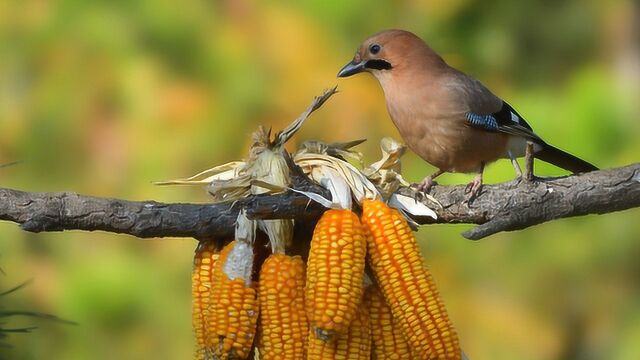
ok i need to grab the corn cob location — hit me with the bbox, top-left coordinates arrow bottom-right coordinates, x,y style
307,296 -> 371,360
257,253 -> 308,359
362,199 -> 461,360
207,240 -> 259,359
366,283 -> 414,360
192,242 -> 220,359
305,209 -> 367,339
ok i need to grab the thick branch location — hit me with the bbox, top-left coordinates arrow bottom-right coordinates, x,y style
405,163 -> 640,239
1,164 -> 638,240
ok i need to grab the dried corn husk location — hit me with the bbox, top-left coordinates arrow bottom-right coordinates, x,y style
363,137 -> 410,197
297,139 -> 366,167
294,149 -> 380,208
362,137 -> 440,224
155,87 -> 337,197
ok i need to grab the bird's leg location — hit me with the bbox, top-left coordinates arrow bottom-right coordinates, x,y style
465,163 -> 484,199
508,150 -> 522,178
414,169 -> 444,193
524,141 -> 535,181
465,173 -> 483,196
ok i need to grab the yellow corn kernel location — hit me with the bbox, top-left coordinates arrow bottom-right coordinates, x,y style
305,209 -> 367,339
362,199 -> 461,360
366,283 -> 413,360
307,296 -> 371,360
257,253 -> 308,359
192,242 -> 220,360
207,241 -> 259,359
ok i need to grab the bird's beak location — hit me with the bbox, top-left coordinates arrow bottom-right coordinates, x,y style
337,59 -> 365,77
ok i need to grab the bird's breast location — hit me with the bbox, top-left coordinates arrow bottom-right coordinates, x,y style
385,95 -> 507,173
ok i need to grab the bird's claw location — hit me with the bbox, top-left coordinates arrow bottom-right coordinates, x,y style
409,178 -> 443,209
410,177 -> 432,202
409,187 -> 424,203
464,177 -> 483,200
414,176 -> 436,193
408,188 -> 442,208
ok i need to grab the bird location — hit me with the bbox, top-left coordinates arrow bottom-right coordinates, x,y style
337,29 -> 597,197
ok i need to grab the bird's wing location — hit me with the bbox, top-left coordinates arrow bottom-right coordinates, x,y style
464,101 -> 543,143
449,70 -> 544,143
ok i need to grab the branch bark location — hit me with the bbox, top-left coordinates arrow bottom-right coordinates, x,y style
1,163 -> 638,240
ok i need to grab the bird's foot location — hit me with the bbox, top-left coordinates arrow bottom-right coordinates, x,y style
516,173 -> 539,185
411,177 -> 436,203
410,170 -> 445,204
414,176 -> 436,193
464,174 -> 483,201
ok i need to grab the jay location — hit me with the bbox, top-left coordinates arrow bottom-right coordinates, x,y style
338,29 -> 597,197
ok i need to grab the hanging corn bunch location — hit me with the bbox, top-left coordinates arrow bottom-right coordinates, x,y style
307,292 -> 371,360
244,91 -> 345,359
162,87 -> 469,359
257,253 -> 308,359
305,208 -> 367,339
293,142 -> 378,341
167,89 -> 339,358
192,241 -> 221,359
361,199 -> 461,359
365,282 -> 414,360
205,212 -> 259,360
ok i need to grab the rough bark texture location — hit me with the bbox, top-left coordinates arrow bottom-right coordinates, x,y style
403,163 -> 640,239
1,163 -> 638,240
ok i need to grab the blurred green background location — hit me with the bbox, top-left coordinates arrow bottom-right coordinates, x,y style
1,0 -> 639,359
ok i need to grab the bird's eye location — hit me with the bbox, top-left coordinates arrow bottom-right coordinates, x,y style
369,44 -> 381,55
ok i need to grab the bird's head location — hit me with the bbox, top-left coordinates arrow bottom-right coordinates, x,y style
337,29 -> 443,80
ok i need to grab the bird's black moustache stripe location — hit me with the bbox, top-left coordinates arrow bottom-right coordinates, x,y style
365,59 -> 392,70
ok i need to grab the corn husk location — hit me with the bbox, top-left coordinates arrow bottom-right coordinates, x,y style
363,137 -> 440,224
297,139 -> 365,167
364,137 -> 406,175
363,137 -> 410,197
223,211 -> 256,286
293,149 -> 380,209
273,86 -> 337,148
388,193 -> 437,221
154,160 -> 252,202
246,126 -> 291,254
155,87 -> 337,196
246,88 -> 338,253
154,161 -> 247,186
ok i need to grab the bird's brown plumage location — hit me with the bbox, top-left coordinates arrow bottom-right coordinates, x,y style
347,29 -> 508,173
338,29 -> 597,194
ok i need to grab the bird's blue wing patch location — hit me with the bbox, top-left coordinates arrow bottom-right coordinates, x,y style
466,102 -> 541,141
465,112 -> 499,131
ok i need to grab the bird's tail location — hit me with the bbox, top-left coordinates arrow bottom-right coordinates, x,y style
535,143 -> 598,173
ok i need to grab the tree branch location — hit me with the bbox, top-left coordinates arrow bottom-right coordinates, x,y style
1,163 -> 638,240
404,163 -> 640,239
